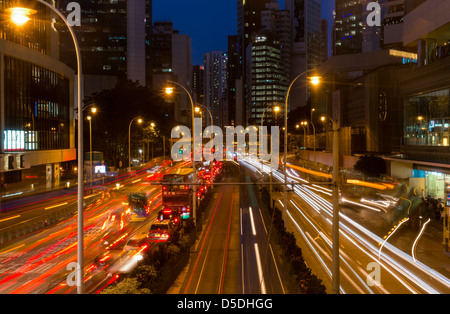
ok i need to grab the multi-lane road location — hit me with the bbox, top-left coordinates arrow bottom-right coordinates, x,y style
1,156 -> 450,294
0,160 -> 183,294
242,156 -> 450,294
176,161 -> 286,294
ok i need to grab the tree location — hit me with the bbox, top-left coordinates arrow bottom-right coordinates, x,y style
354,154 -> 387,179
101,278 -> 151,294
85,80 -> 176,167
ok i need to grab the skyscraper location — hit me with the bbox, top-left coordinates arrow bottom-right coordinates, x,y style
237,0 -> 271,124
248,30 -> 288,125
227,35 -> 243,126
285,0 -> 322,110
150,22 -> 192,124
204,51 -> 228,128
58,0 -> 152,95
333,0 -> 385,56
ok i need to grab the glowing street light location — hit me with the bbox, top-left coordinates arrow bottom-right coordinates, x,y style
129,118 -> 143,169
309,76 -> 321,86
165,87 -> 174,95
7,7 -> 37,26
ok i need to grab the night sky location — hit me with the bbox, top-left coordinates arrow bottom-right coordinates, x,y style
152,0 -> 335,65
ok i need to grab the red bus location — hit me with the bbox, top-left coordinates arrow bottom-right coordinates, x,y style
162,168 -> 194,220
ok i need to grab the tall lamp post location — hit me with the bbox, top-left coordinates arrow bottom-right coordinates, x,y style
165,81 -> 197,224
296,123 -> 307,149
86,116 -> 93,187
85,107 -> 97,188
128,118 -> 143,170
321,115 -> 340,294
283,72 -> 320,224
303,119 -> 316,162
195,105 -> 214,176
8,2 -> 85,294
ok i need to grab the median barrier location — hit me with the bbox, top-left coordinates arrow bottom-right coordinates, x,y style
0,192 -> 103,248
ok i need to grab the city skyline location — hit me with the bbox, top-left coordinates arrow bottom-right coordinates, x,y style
152,0 -> 335,65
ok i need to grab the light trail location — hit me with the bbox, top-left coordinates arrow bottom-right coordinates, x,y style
242,156 -> 450,294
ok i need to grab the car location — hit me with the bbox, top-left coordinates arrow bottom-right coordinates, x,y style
147,221 -> 173,242
124,235 -> 148,252
157,208 -> 182,230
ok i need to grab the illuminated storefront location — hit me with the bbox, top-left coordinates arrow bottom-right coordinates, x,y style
425,171 -> 450,200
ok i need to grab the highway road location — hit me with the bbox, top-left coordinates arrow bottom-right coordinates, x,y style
177,161 -> 286,294
0,160 -> 188,294
241,156 -> 450,294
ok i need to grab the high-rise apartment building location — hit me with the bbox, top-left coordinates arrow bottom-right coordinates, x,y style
227,35 -> 243,126
204,51 -> 228,128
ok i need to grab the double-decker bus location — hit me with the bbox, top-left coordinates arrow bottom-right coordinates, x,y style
162,168 -> 193,220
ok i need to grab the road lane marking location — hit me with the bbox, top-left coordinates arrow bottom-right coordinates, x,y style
0,215 -> 21,223
44,202 -> 68,210
249,207 -> 257,236
254,243 -> 267,294
0,244 -> 25,255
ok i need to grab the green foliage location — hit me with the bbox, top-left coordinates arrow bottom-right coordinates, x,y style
85,79 -> 176,167
261,187 -> 327,294
354,154 -> 387,178
100,278 -> 151,295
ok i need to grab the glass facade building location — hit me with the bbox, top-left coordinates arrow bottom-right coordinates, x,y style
404,88 -> 450,147
250,32 -> 288,124
3,57 -> 70,152
0,1 -> 75,189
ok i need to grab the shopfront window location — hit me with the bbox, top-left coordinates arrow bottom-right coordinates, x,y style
426,171 -> 450,200
404,89 -> 450,147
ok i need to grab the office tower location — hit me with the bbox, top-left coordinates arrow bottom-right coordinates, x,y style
238,0 -> 272,51
151,22 -> 192,124
172,32 -> 192,123
127,0 -> 147,86
237,0 -> 271,124
204,51 -> 228,128
0,1 -> 76,189
248,31 -> 288,125
321,19 -> 329,61
261,1 -> 292,88
58,0 -> 152,94
333,0 -> 385,56
285,0 -> 322,110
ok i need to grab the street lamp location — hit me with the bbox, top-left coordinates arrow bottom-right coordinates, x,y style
297,123 -> 307,149
283,71 -> 319,242
8,1 -> 85,294
165,81 -> 198,224
7,7 -> 37,26
303,119 -> 316,162
321,115 -> 340,294
86,116 -> 94,188
129,118 -> 143,169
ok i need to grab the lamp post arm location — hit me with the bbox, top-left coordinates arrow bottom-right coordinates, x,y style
167,80 -> 197,224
